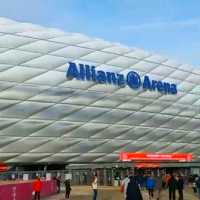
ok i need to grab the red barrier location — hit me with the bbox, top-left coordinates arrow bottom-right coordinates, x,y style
0,180 -> 57,200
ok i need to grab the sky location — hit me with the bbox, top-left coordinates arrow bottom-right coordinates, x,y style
1,0 -> 200,66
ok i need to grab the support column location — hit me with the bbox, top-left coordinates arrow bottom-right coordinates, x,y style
103,168 -> 107,186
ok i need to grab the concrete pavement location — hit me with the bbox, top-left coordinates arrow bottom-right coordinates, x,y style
43,186 -> 198,200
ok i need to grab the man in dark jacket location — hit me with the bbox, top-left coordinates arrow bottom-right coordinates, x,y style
126,176 -> 143,200
168,174 -> 177,200
177,175 -> 184,200
195,176 -> 200,200
64,179 -> 71,200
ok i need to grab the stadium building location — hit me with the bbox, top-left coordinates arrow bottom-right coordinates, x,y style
0,18 -> 199,169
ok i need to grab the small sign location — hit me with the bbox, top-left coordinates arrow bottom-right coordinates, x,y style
46,173 -> 51,181
65,173 -> 72,180
23,174 -> 29,181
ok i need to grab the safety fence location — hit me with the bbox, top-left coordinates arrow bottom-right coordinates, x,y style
0,179 -> 57,200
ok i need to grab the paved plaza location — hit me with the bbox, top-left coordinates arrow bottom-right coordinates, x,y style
43,186 -> 198,200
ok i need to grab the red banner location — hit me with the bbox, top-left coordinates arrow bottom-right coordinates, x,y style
135,163 -> 160,168
0,163 -> 9,172
120,152 -> 193,162
0,180 -> 57,200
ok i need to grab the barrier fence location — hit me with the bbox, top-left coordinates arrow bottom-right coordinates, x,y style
0,168 -> 129,187
0,180 -> 57,200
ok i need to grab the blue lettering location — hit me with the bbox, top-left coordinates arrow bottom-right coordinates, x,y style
117,74 -> 126,87
79,64 -> 85,80
151,80 -> 157,90
143,76 -> 152,90
163,82 -> 171,94
170,84 -> 177,94
106,72 -> 117,85
97,71 -> 106,83
91,66 -> 96,81
66,62 -> 80,80
66,62 -> 178,95
85,65 -> 92,81
157,81 -> 164,93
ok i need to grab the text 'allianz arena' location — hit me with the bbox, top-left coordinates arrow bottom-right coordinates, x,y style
0,18 -> 199,164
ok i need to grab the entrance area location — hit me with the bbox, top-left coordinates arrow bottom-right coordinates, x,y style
43,185 -> 198,200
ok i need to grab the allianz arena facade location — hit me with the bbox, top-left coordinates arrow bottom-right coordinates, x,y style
0,18 -> 199,164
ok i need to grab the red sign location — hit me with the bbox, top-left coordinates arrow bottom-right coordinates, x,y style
0,163 -> 9,172
120,152 -> 193,162
135,163 -> 160,168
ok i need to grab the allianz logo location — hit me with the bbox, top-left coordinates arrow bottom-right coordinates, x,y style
66,62 -> 177,95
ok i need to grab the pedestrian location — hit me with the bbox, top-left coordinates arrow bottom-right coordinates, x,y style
121,175 -> 130,200
155,174 -> 162,200
56,176 -> 61,193
64,179 -> 72,200
177,175 -> 184,200
146,174 -> 156,200
92,174 -> 98,200
192,180 -> 197,193
33,176 -> 42,200
165,174 -> 171,188
196,176 -> 200,200
126,175 -> 143,200
168,174 -> 177,200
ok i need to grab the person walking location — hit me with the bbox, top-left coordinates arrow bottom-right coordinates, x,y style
33,176 -> 42,200
92,174 -> 98,200
146,175 -> 156,200
196,176 -> 200,200
56,176 -> 61,193
177,175 -> 184,200
126,175 -> 143,200
64,179 -> 71,200
168,174 -> 177,200
121,175 -> 130,200
155,174 -> 162,200
192,179 -> 197,194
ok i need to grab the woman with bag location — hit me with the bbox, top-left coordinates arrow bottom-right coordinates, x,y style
92,174 -> 98,200
121,175 -> 130,200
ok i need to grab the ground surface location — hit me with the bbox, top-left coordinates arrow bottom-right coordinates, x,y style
43,186 -> 198,200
